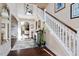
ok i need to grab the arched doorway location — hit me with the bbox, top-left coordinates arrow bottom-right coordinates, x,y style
21,22 -> 29,40
11,15 -> 18,48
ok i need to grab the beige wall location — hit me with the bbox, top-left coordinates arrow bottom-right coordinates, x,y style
46,3 -> 79,30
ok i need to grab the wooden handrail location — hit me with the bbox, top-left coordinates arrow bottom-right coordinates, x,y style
38,7 -> 44,11
46,11 -> 77,33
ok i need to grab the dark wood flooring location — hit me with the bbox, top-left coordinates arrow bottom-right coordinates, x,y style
8,47 -> 55,56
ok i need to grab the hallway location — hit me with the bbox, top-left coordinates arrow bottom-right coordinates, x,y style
0,3 -> 79,56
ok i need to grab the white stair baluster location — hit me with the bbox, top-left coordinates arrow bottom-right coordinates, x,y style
65,28 -> 68,47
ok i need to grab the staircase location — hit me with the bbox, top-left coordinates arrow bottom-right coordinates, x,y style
33,5 -> 79,56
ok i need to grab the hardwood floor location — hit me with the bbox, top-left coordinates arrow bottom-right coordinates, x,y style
10,37 -> 56,56
8,47 -> 55,56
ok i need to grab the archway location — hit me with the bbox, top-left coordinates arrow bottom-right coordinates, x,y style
11,15 -> 18,48
21,21 -> 29,40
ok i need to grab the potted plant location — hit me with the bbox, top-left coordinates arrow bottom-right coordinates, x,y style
38,28 -> 46,47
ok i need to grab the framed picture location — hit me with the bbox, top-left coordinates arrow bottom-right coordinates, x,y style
1,23 -> 5,28
55,3 -> 65,13
70,3 -> 79,19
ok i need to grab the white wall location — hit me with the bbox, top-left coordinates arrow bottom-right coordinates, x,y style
7,4 -> 17,16
0,17 -> 11,56
0,18 -> 1,45
0,40 -> 11,56
17,3 -> 25,16
0,3 -> 11,56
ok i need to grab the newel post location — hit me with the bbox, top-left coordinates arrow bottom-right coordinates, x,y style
44,9 -> 46,22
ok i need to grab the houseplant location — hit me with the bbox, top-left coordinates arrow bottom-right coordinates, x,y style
38,28 -> 46,47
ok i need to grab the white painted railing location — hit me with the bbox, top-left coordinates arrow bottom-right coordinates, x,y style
45,12 -> 77,56
34,6 -> 79,56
